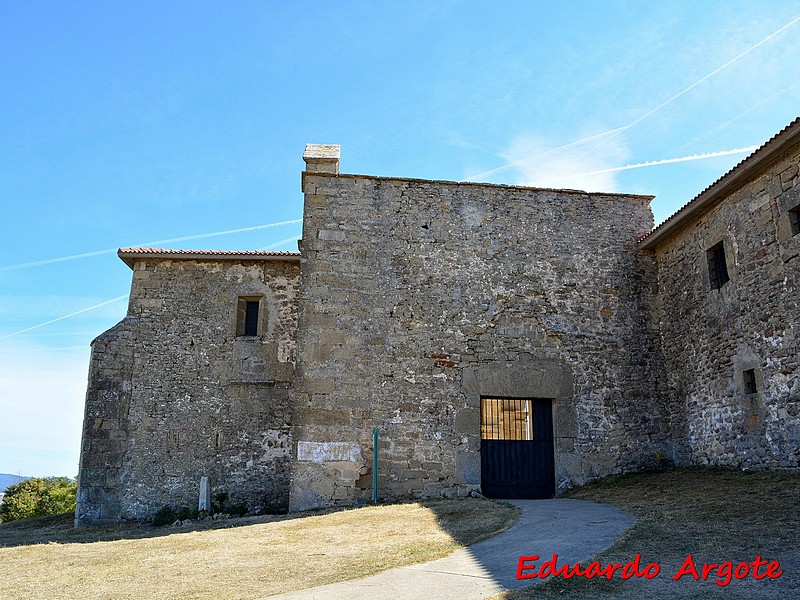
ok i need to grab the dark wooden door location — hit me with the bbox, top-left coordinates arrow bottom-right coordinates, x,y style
480,397 -> 554,499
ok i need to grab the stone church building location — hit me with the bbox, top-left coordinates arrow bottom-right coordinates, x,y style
75,118 -> 800,525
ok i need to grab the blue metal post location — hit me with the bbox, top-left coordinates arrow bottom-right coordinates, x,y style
372,427 -> 379,504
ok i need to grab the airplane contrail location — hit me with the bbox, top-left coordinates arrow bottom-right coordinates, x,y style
1,295 -> 129,339
0,218 -> 303,271
575,146 -> 759,177
1,223 -> 305,338
461,15 -> 800,182
256,234 -> 302,251
619,16 -> 800,133
1,230 -> 305,339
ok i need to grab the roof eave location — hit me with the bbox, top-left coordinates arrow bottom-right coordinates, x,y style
117,249 -> 302,269
640,118 -> 800,250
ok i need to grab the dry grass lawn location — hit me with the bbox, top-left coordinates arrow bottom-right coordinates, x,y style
0,497 -> 518,599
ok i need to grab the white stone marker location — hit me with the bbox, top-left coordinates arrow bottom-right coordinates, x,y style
199,476 -> 210,512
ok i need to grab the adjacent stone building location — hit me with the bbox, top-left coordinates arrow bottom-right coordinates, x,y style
641,119 -> 800,470
77,252 -> 300,522
75,118 -> 800,525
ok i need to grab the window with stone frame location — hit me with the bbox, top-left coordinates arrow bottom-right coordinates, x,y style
706,241 -> 730,290
790,206 -> 800,237
236,297 -> 261,336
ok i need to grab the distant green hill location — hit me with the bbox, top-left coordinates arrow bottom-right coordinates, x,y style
0,474 -> 29,492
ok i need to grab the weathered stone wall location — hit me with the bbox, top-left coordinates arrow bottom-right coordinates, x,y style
653,148 -> 800,468
289,172 -> 668,510
76,258 -> 299,523
77,132 -> 800,524
75,318 -> 136,526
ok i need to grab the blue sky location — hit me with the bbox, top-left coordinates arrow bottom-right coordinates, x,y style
1,1 -> 799,477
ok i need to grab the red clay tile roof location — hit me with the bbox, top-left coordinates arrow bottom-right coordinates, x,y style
639,117 -> 800,249
118,247 -> 300,268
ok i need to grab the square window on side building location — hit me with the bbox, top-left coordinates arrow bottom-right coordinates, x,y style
790,206 -> 800,236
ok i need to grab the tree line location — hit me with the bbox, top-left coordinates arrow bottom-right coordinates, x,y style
0,477 -> 77,522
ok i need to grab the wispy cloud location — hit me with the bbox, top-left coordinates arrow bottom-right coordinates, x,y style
498,133 -> 630,192
682,84 -> 800,147
437,127 -> 485,151
616,15 -> 800,135
0,218 -> 303,272
462,14 -> 800,184
462,127 -> 628,183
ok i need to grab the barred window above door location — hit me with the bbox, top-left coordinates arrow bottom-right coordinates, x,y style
480,398 -> 533,440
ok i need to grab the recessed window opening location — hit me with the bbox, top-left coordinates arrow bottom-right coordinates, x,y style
481,398 -> 533,441
743,369 -> 757,395
707,241 -> 730,290
236,297 -> 261,336
790,206 -> 800,236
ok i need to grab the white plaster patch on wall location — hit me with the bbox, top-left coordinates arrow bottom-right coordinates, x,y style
278,341 -> 294,363
297,441 -> 361,463
318,229 -> 346,241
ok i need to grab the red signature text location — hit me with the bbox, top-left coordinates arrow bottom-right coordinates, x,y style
516,553 -> 659,581
672,554 -> 783,587
516,553 -> 783,587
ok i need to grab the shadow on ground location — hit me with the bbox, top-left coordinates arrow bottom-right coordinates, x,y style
267,498 -> 634,600
0,495 -> 515,549
0,510 -> 292,547
501,468 -> 800,600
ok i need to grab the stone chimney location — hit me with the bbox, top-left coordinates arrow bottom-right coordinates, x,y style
303,144 -> 340,175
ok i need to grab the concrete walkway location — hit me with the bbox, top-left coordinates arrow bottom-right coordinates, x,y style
268,498 -> 634,600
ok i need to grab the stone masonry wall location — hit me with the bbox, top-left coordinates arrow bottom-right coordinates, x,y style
653,148 -> 800,468
76,257 -> 299,523
289,172 -> 669,510
75,318 -> 136,525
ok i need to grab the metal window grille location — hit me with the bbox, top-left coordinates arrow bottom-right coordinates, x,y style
480,398 -> 533,440
707,241 -> 730,290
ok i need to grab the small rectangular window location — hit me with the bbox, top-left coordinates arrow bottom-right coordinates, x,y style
707,241 -> 730,290
236,297 -> 261,336
743,369 -> 757,395
790,206 -> 800,236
